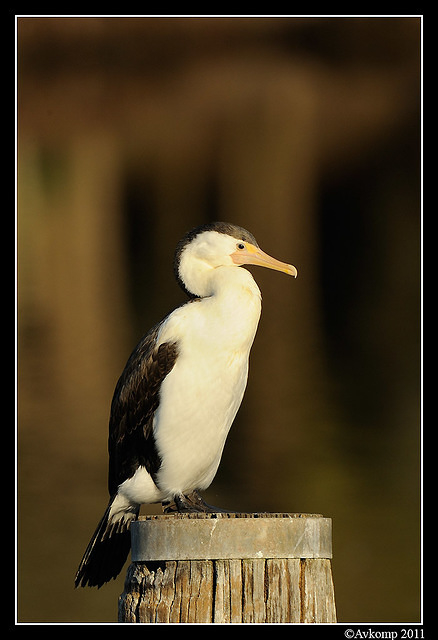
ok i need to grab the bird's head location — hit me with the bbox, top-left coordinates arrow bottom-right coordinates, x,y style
174,222 -> 297,298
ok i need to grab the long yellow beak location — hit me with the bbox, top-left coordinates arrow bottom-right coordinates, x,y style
231,242 -> 297,278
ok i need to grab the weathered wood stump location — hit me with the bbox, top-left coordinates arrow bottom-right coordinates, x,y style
118,512 -> 336,623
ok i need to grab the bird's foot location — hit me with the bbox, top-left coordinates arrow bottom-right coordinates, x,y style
162,490 -> 233,514
184,490 -> 234,513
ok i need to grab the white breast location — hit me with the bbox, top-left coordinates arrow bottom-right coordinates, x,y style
153,266 -> 262,500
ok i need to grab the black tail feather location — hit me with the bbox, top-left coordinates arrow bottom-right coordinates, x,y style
75,499 -> 139,588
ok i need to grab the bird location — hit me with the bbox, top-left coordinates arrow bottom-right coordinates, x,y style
75,221 -> 297,588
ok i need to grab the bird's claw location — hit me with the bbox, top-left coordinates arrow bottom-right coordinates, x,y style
162,490 -> 233,514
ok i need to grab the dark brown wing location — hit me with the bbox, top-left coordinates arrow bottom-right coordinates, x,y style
107,321 -> 179,496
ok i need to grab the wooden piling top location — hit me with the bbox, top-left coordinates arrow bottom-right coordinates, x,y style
131,512 -> 332,562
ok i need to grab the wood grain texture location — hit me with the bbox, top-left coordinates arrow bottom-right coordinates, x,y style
118,513 -> 336,623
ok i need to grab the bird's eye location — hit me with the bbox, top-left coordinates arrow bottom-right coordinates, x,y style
237,242 -> 245,250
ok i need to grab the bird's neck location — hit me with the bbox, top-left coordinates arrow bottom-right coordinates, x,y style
196,267 -> 262,351
207,265 -> 261,301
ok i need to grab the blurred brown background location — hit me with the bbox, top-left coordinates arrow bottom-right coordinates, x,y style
17,16 -> 421,623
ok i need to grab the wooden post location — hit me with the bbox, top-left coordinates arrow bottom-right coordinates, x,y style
118,513 -> 336,623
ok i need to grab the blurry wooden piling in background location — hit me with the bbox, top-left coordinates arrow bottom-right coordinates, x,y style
118,512 -> 336,623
